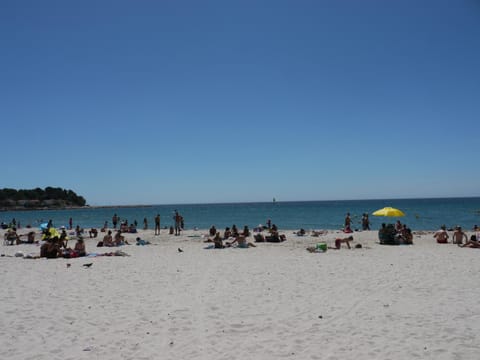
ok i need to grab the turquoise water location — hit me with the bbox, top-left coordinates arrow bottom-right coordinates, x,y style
1,197 -> 480,231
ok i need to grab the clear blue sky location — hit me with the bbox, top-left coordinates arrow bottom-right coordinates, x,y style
1,0 -> 479,205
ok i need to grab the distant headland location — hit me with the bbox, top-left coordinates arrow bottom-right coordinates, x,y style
0,187 -> 86,211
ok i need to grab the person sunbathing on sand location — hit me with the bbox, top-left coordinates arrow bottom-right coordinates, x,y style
226,235 -> 256,248
311,230 -> 327,237
136,237 -> 150,246
114,230 -> 129,246
459,235 -> 480,248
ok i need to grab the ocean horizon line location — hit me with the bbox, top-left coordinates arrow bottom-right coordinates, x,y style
88,195 -> 480,208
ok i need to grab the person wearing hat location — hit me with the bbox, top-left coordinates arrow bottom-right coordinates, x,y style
452,226 -> 468,245
434,225 -> 449,244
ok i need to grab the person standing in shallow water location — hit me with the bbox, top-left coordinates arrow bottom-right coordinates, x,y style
112,214 -> 118,229
154,214 -> 160,235
362,214 -> 370,230
174,210 -> 181,236
344,213 -> 352,232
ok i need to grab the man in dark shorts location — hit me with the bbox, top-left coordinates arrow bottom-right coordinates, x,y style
112,214 -> 118,229
154,214 -> 161,235
174,210 -> 181,236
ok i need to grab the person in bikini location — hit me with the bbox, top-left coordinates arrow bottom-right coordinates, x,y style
333,236 -> 354,249
459,235 -> 480,248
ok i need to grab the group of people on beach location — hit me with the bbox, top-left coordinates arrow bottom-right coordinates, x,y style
38,223 -> 86,259
434,224 -> 480,247
378,221 -> 413,245
6,209 -> 480,260
344,212 -> 371,233
205,224 -> 255,248
96,230 -> 130,247
204,222 -> 287,249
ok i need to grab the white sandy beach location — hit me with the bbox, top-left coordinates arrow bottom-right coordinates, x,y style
1,228 -> 480,360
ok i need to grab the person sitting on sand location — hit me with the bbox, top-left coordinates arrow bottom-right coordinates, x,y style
209,225 -> 217,236
75,225 -> 84,237
241,225 -> 250,237
452,226 -> 468,245
395,220 -> 403,232
334,236 -> 354,249
74,238 -> 86,257
223,227 -> 232,239
265,230 -> 287,243
114,230 -> 128,246
226,235 -> 256,248
254,233 -> 265,242
128,223 -> 137,233
459,235 -> 480,248
474,225 -> 480,241
213,232 -> 224,249
59,229 -> 69,247
231,225 -> 239,237
343,223 -> 353,233
26,231 -> 36,244
102,230 -> 114,247
5,228 -> 19,245
434,225 -> 449,244
136,237 -> 150,246
296,228 -> 306,236
393,224 -> 413,245
400,226 -> 414,245
120,222 -> 129,233
89,228 -> 98,238
42,237 -> 62,259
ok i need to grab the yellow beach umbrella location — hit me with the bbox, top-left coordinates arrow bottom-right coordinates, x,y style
372,207 -> 405,217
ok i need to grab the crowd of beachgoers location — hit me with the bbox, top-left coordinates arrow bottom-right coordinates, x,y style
3,209 -> 480,259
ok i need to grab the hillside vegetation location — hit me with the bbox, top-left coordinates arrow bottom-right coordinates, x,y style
0,187 -> 86,210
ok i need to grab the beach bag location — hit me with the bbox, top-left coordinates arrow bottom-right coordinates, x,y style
316,243 -> 327,252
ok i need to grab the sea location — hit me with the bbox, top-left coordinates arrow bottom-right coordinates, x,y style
1,197 -> 480,232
